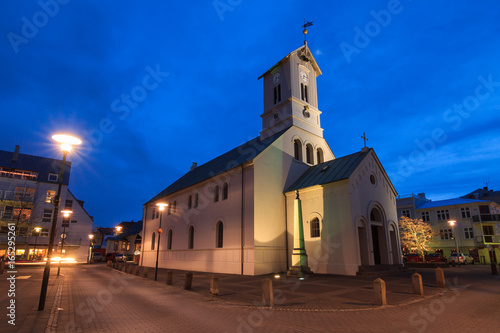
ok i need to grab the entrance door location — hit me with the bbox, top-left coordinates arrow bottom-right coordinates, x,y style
371,225 -> 381,265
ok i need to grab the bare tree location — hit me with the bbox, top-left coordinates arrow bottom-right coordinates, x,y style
398,216 -> 437,263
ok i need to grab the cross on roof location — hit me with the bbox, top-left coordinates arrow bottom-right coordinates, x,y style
361,132 -> 368,148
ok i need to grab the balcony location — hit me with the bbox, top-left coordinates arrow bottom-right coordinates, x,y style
476,235 -> 500,244
472,214 -> 500,223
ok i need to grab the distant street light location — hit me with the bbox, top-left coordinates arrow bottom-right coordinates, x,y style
88,234 -> 95,263
38,134 -> 81,311
115,225 -> 123,235
155,203 -> 168,281
33,227 -> 41,260
449,220 -> 460,267
57,209 -> 73,276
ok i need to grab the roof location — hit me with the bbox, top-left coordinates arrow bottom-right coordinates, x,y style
107,220 -> 143,241
258,44 -> 322,79
415,198 -> 491,209
0,150 -> 71,185
285,149 -> 371,192
146,128 -> 288,204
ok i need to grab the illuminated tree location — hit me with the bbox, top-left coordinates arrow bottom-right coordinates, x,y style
398,216 -> 436,263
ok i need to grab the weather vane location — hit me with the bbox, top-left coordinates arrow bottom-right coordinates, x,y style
302,20 -> 313,45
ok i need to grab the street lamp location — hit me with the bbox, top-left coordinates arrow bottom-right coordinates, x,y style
38,133 -> 82,311
154,203 -> 168,281
115,225 -> 122,235
88,234 -> 94,263
33,227 -> 41,260
449,220 -> 461,267
57,210 -> 73,276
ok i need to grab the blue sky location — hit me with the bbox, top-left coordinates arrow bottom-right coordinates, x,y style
1,1 -> 499,227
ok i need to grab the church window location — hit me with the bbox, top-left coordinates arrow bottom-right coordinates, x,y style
293,139 -> 302,161
306,144 -> 313,164
214,186 -> 220,203
173,201 -> 176,213
273,84 -> 282,104
188,195 -> 192,209
188,226 -> 194,249
194,194 -> 198,208
151,232 -> 155,250
310,218 -> 320,238
222,183 -> 228,200
168,202 -> 171,215
216,221 -> 223,248
301,83 -> 308,102
151,207 -> 156,220
316,148 -> 324,164
167,229 -> 172,250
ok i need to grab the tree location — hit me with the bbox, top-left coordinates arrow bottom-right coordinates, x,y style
398,216 -> 437,263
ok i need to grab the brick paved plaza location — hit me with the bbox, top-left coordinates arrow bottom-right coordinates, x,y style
1,263 -> 499,332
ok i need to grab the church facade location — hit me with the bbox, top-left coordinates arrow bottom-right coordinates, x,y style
140,42 -> 401,276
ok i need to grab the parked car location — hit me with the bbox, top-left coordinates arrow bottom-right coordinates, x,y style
106,253 -> 117,262
425,253 -> 447,263
404,254 -> 423,262
92,252 -> 103,262
114,253 -> 125,262
449,253 -> 474,264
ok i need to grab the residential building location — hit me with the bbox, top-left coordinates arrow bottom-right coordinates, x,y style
141,39 -> 401,276
461,186 -> 500,206
106,220 -> 142,262
397,194 -> 500,264
0,145 -> 93,262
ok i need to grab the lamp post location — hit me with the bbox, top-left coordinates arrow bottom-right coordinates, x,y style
38,134 -> 81,311
57,209 -> 72,276
33,227 -> 41,260
88,234 -> 94,263
449,220 -> 460,267
155,203 -> 168,281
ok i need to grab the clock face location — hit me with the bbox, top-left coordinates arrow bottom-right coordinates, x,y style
273,73 -> 281,84
300,70 -> 309,82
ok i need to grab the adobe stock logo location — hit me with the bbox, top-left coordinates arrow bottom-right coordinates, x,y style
7,0 -> 71,54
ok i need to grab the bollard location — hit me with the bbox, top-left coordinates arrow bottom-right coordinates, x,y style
262,278 -> 273,307
491,263 -> 498,275
412,273 -> 424,296
166,271 -> 173,285
143,267 -> 149,279
373,278 -> 387,306
184,272 -> 193,290
107,260 -> 112,267
435,267 -> 446,288
210,275 -> 219,296
0,261 -> 4,274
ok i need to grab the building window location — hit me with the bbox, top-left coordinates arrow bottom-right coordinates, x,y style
216,221 -> 223,248
188,226 -> 194,249
402,209 -> 411,218
167,229 -> 172,250
194,194 -> 198,208
121,241 -> 129,251
46,190 -> 56,203
114,241 -> 118,251
479,205 -> 490,214
65,200 -> 73,209
316,148 -> 324,164
439,229 -> 453,240
437,210 -> 450,221
461,207 -> 470,218
2,206 -> 13,220
214,186 -> 219,203
188,195 -> 192,209
222,183 -> 228,200
13,208 -> 31,221
310,218 -> 320,238
273,84 -> 281,104
167,202 -> 171,215
15,187 -> 34,201
173,201 -> 177,213
464,227 -> 474,239
62,218 -> 70,228
39,228 -> 49,237
71,220 -> 77,224
293,139 -> 302,161
301,83 -> 308,102
42,209 -> 52,223
151,207 -> 156,220
48,173 -> 58,182
306,144 -> 313,164
421,212 -> 430,222
151,232 -> 155,250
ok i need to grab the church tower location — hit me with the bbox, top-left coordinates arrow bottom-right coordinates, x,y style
258,32 -> 323,140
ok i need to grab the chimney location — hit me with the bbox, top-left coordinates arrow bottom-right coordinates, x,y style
190,162 -> 198,171
12,145 -> 20,163
417,193 -> 426,200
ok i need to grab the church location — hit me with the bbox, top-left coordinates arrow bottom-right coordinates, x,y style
140,34 -> 401,276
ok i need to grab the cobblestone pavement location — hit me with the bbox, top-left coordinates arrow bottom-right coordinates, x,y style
1,264 -> 499,332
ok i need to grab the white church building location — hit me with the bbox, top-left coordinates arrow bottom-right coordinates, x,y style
140,40 -> 401,276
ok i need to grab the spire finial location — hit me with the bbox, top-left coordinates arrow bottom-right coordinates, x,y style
302,20 -> 313,46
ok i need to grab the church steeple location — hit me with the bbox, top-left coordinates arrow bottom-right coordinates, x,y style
258,28 -> 323,139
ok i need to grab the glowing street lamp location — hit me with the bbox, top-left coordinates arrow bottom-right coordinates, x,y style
448,220 -> 461,267
88,234 -> 95,263
154,203 -> 168,281
38,134 -> 81,311
115,225 -> 123,235
33,227 -> 42,260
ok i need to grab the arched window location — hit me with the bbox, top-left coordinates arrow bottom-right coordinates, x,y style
216,221 -> 223,248
188,195 -> 192,209
310,218 -> 320,238
222,183 -> 228,200
214,186 -> 220,203
188,226 -> 194,249
294,139 -> 302,161
172,201 -> 176,214
194,193 -> 198,208
306,144 -> 313,164
151,232 -> 155,250
316,148 -> 324,164
167,229 -> 172,250
168,202 -> 171,215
